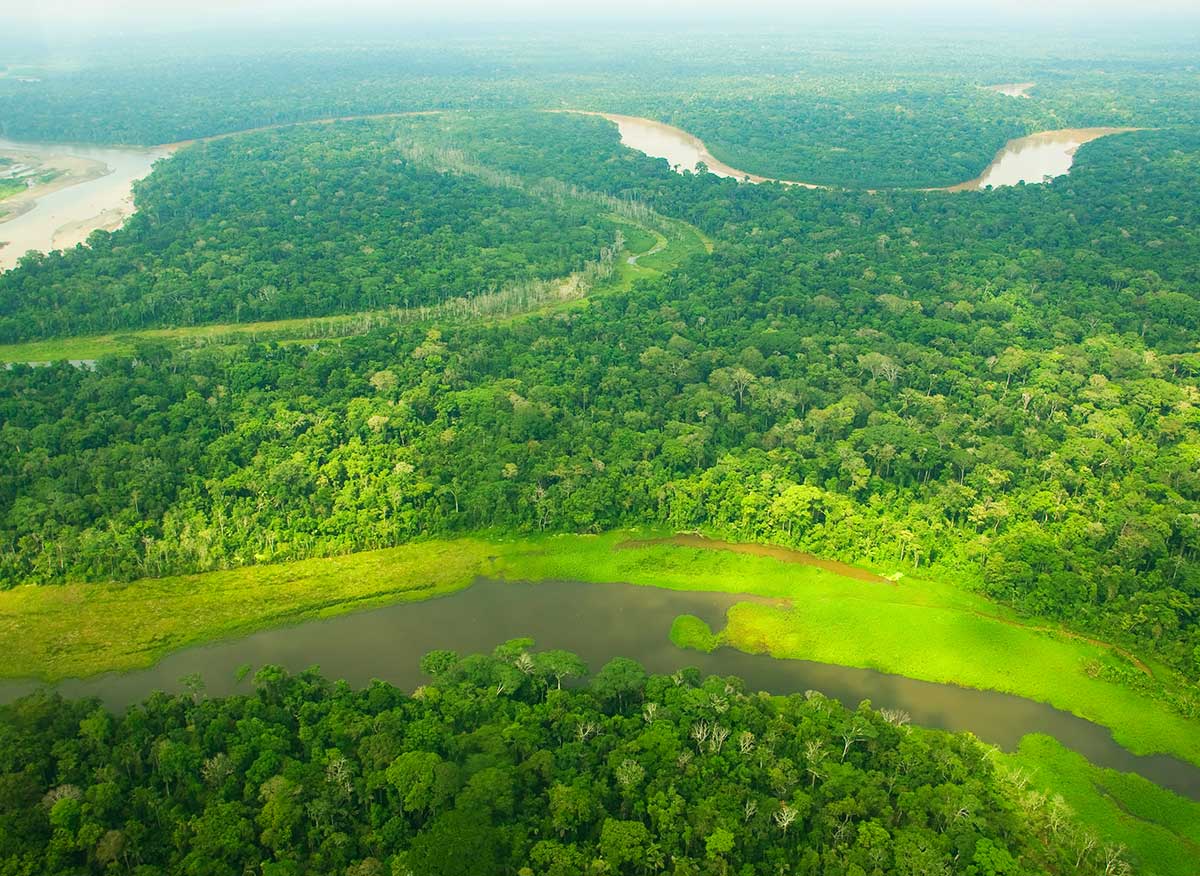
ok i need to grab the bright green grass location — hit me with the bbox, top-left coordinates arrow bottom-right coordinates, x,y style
716,599 -> 1200,766
637,216 -> 711,271
2,530 -> 1196,767
669,614 -> 720,652
1001,735 -> 1200,876
0,539 -> 493,681
494,532 -> 1200,765
0,312 -> 382,363
612,217 -> 658,254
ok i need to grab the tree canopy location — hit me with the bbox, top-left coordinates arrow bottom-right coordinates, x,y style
0,648 -> 1127,875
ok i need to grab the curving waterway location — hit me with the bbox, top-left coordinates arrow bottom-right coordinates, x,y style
946,127 -> 1141,191
564,111 -> 824,188
2,576 -> 1197,800
0,113 -> 1144,269
0,113 -> 439,272
573,111 -> 1140,193
0,138 -> 172,270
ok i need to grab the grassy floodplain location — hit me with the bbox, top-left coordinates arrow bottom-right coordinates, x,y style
0,213 -> 708,364
4,532 -> 1198,867
1000,735 -> 1200,876
2,531 -> 1197,769
0,539 -> 494,681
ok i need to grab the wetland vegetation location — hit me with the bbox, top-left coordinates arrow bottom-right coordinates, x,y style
1,17 -> 1198,876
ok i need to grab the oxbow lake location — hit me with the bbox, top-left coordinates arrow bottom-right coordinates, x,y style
2,576 -> 1198,801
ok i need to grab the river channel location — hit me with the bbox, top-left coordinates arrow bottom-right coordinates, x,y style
0,137 -> 171,270
580,112 -> 1140,192
2,576 -> 1197,800
0,115 -> 1143,271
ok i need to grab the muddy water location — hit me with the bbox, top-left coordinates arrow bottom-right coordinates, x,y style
570,112 -> 1139,194
948,128 -> 1140,191
0,138 -> 172,270
2,577 -> 1197,799
569,111 -> 823,188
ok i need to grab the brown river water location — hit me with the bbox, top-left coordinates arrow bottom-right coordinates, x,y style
2,577 -> 1197,800
0,138 -> 171,270
0,112 -> 1142,270
576,112 -> 1140,192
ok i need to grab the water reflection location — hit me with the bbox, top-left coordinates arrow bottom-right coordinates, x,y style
2,577 -> 1196,799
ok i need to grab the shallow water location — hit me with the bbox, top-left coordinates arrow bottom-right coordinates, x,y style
985,82 -> 1034,99
950,128 -> 1138,191
581,112 -> 820,187
0,138 -> 171,270
2,576 -> 1197,799
581,112 -> 1136,193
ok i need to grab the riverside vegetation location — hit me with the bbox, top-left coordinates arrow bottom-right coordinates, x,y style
1,25 -> 1199,876
2,113 -> 1198,684
0,650 -> 1153,876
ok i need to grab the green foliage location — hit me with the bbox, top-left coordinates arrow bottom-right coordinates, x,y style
2,113 -> 1198,686
671,614 -> 721,653
0,120 -> 616,340
1001,735 -> 1200,876
0,652 -> 1128,875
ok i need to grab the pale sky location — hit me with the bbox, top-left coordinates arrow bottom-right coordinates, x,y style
8,0 -> 1200,27
2,0 -> 1196,54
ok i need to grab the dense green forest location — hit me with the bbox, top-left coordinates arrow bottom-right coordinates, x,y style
0,121 -> 617,339
2,112 -> 1198,684
2,29 -> 1197,187
0,648 -> 1127,876
3,25 -> 1200,875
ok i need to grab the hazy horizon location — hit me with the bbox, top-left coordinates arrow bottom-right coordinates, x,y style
8,0 -> 1200,35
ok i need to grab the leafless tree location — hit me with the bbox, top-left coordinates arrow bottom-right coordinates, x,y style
804,739 -> 827,786
326,754 -> 353,802
840,719 -> 868,761
773,803 -> 798,835
1103,845 -> 1131,876
202,753 -> 233,787
615,759 -> 645,790
1073,830 -> 1099,869
739,731 -> 756,754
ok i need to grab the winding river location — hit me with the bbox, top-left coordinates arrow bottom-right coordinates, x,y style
0,111 -> 1144,270
946,127 -> 1141,191
2,576 -> 1198,800
0,138 -> 172,270
576,111 -> 1140,192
